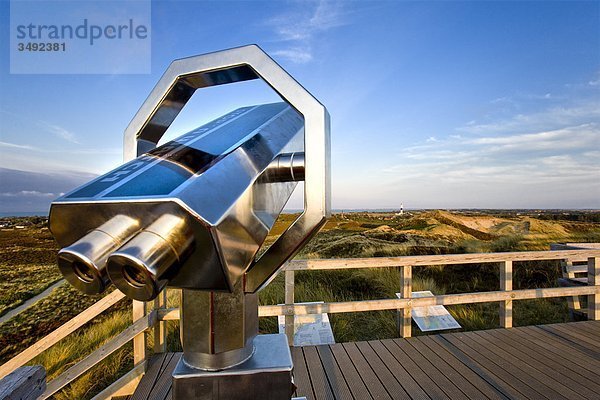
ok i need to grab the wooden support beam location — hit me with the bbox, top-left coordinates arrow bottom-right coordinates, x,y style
132,300 -> 147,367
399,266 -> 412,338
589,257 -> 599,320
500,260 -> 513,328
284,270 -> 295,345
153,290 -> 167,354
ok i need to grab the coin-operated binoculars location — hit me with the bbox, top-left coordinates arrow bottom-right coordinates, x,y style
48,45 -> 330,399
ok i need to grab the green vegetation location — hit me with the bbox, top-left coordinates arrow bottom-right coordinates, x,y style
0,210 -> 598,398
0,223 -> 62,317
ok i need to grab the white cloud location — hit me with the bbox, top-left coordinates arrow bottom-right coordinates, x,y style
372,97 -> 600,208
267,0 -> 347,64
0,190 -> 56,198
467,124 -> 599,152
41,122 -> 79,144
589,70 -> 600,86
0,141 -> 38,150
459,102 -> 600,135
271,48 -> 313,64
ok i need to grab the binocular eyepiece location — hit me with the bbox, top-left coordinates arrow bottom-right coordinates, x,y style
58,214 -> 192,300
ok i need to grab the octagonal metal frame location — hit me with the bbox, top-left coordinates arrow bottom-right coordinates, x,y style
122,45 -> 330,293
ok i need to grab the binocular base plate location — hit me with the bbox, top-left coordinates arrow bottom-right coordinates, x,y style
172,334 -> 294,400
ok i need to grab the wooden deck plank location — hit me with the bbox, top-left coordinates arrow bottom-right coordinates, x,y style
303,346 -> 335,400
416,336 -> 508,400
543,322 -> 600,346
291,346 -> 315,400
353,341 -> 412,400
558,321 -> 600,342
518,326 -> 600,369
377,339 -> 449,400
367,340 -> 432,400
434,334 -> 532,399
129,322 -> 600,400
148,353 -> 181,400
389,338 -> 468,400
315,345 -> 354,400
574,320 -> 600,335
485,328 -> 600,398
130,353 -> 171,400
342,342 -> 392,400
329,343 -> 372,400
539,324 -> 600,358
406,337 -> 494,400
451,331 -> 568,399
469,330 -> 587,400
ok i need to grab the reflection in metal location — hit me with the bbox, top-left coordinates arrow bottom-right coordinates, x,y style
49,45 -> 330,399
265,152 -> 305,182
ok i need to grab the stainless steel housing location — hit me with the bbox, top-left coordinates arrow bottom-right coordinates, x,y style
49,46 -> 331,389
50,102 -> 305,299
50,44 -> 330,298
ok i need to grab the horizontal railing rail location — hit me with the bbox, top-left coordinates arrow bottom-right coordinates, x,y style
1,249 -> 598,398
282,249 -> 599,270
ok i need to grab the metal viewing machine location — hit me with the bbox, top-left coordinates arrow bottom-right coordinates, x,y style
48,45 -> 330,399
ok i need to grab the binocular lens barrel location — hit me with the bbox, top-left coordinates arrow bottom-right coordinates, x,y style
107,214 -> 192,301
57,215 -> 139,294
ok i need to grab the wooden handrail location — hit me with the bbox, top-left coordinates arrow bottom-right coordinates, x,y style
152,285 -> 599,320
0,290 -> 126,380
258,286 -> 600,317
282,249 -> 600,270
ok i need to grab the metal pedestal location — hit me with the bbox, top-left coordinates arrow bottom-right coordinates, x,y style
172,334 -> 294,400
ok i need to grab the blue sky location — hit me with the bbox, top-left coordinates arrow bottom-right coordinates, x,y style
1,0 -> 599,212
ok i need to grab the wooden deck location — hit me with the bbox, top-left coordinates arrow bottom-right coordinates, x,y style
130,320 -> 600,400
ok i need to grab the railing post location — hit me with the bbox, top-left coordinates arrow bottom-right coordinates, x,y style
399,265 -> 412,338
153,290 -> 167,353
589,257 -> 599,320
132,300 -> 147,366
500,260 -> 513,328
284,269 -> 295,345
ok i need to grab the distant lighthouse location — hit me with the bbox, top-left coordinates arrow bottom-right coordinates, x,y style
396,203 -> 404,216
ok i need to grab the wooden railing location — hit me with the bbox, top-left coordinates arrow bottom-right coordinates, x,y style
160,250 -> 600,343
1,249 -> 599,399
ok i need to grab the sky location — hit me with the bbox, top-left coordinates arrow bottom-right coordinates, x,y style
0,0 -> 599,213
